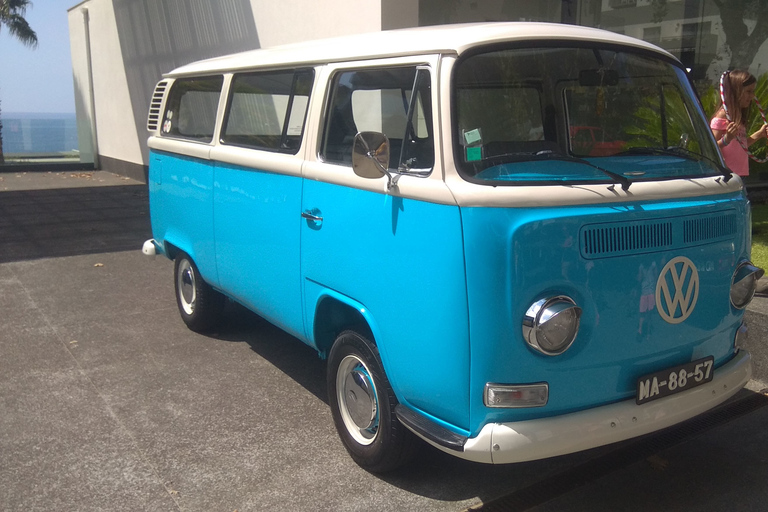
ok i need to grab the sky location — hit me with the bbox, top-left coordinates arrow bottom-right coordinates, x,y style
0,1 -> 76,114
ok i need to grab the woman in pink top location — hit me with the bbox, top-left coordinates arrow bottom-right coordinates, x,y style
710,69 -> 768,176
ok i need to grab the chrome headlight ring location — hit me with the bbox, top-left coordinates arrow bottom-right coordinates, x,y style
730,261 -> 764,310
522,296 -> 582,356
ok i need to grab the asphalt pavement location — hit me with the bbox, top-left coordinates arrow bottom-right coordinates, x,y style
1,170 -> 767,511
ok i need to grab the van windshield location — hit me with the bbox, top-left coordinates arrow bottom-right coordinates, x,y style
453,45 -> 723,185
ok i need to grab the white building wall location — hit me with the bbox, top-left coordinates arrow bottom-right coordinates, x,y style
248,0 -> 381,48
68,0 -> 406,180
67,0 -> 767,181
382,0 -> 419,29
68,1 -> 143,170
67,9 -> 94,165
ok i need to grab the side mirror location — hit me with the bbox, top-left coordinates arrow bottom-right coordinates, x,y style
352,132 -> 401,190
353,131 -> 390,179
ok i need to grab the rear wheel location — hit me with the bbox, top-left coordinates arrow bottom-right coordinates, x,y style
327,330 -> 417,472
174,252 -> 224,332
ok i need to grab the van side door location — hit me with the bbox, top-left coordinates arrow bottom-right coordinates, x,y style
300,58 -> 471,433
210,69 -> 314,340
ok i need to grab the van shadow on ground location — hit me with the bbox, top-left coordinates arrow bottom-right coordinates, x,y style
205,300 -> 768,508
0,185 -> 151,263
203,300 -> 627,505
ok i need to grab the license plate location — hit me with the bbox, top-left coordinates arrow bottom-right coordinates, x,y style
636,356 -> 714,405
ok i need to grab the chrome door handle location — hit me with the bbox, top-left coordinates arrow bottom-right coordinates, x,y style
301,210 -> 323,222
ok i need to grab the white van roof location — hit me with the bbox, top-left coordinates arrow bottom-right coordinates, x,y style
166,22 -> 676,77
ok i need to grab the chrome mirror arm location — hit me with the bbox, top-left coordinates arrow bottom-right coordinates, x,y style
369,151 -> 400,190
360,136 -> 399,190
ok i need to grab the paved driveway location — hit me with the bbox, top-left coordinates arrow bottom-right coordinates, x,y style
0,179 -> 582,510
2,175 -> 768,511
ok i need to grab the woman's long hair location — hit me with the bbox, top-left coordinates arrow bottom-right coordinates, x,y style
721,69 -> 756,127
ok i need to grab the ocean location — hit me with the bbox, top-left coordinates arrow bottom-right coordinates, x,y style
1,112 -> 79,154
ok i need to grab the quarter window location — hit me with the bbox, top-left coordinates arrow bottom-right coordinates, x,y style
162,76 -> 223,142
221,69 -> 314,154
321,66 -> 434,171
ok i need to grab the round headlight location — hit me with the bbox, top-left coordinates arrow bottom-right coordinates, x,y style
730,261 -> 764,309
522,296 -> 582,356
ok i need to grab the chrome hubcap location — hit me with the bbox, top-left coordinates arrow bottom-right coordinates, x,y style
337,355 -> 379,445
177,260 -> 196,315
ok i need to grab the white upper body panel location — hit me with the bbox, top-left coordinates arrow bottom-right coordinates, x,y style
151,22 -> 742,208
164,22 -> 676,77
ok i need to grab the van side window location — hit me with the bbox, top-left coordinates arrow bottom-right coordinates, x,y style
162,76 -> 223,142
221,69 -> 314,154
321,66 -> 434,171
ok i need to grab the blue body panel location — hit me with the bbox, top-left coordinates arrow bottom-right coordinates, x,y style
149,148 -> 750,440
214,163 -> 305,339
460,193 -> 749,436
300,179 -> 471,432
149,150 -> 218,285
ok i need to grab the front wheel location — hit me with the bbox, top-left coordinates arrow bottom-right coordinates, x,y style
327,330 -> 417,472
173,252 -> 224,332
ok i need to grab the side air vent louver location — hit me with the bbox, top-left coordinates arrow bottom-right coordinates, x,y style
147,80 -> 169,132
683,213 -> 737,244
581,221 -> 673,259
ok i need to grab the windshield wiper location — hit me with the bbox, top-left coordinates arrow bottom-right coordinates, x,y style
484,150 -> 631,191
616,146 -> 732,182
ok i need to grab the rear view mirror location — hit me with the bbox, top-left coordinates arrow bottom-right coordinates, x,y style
352,132 -> 402,190
579,69 -> 619,87
353,131 -> 392,175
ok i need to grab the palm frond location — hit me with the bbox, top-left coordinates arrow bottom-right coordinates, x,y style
0,0 -> 38,48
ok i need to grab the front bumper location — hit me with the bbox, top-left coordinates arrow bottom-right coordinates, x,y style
419,350 -> 751,464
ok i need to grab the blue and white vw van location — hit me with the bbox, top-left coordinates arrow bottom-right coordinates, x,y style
143,23 -> 763,472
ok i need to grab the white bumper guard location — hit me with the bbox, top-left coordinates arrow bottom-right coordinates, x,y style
407,350 -> 752,464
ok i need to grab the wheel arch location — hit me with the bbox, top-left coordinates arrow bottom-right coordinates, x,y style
163,240 -> 181,261
312,292 -> 377,359
160,232 -> 194,263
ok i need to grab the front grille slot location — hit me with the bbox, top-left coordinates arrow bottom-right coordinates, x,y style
580,209 -> 738,259
683,213 -> 737,244
582,222 -> 673,258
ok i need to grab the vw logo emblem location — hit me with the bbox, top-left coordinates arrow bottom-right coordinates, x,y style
656,256 -> 699,324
